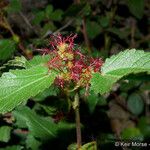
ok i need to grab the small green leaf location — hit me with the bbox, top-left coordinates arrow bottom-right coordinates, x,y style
87,91 -> 106,113
120,80 -> 141,92
91,49 -> 150,94
41,23 -> 56,36
26,134 -> 41,150
86,21 -> 101,39
6,0 -> 22,13
12,110 -> 27,128
0,56 -> 27,70
127,0 -> 144,19
108,27 -> 129,39
127,93 -> 144,115
49,9 -> 63,21
87,91 -> 99,113
99,16 -> 109,28
0,66 -> 57,114
67,143 -> 77,150
67,141 -> 97,150
81,141 -> 97,150
0,39 -> 16,61
45,5 -> 53,17
0,126 -> 11,142
65,4 -> 85,16
81,3 -> 91,16
32,11 -> 45,25
138,117 -> 150,137
121,127 -> 143,141
0,145 -> 23,150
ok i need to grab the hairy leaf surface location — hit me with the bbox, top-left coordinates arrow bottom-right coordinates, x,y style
91,49 -> 150,94
0,66 -> 56,114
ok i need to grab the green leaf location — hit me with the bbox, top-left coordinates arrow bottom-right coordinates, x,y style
86,91 -> 106,113
107,27 -> 129,39
12,110 -> 27,128
91,73 -> 117,94
49,9 -> 63,21
65,4 -> 85,16
102,49 -> 150,75
87,91 -> 99,113
121,127 -> 143,141
14,106 -> 57,140
81,3 -> 91,16
26,134 -> 41,150
45,5 -> 53,18
25,55 -> 50,68
68,143 -> 77,150
33,86 -> 59,101
0,126 -> 11,142
91,49 -> 150,94
86,21 -> 101,39
120,80 -> 141,92
98,16 -> 109,28
0,145 -> 23,150
127,93 -> 144,115
68,141 -> 97,150
41,23 -> 56,36
6,0 -> 22,13
0,39 -> 16,61
0,56 -> 27,70
81,141 -> 97,150
14,106 -> 75,141
32,11 -> 45,25
0,66 -> 57,114
138,117 -> 150,137
127,0 -> 144,19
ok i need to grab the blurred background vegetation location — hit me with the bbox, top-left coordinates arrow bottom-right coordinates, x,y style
0,0 -> 150,150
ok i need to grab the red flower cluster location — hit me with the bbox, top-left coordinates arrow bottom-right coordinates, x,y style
45,34 -> 103,89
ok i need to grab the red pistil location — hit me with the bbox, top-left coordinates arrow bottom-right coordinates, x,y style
42,34 -> 103,89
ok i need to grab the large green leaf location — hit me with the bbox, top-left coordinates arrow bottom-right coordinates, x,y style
14,106 -> 75,141
0,66 -> 57,114
91,49 -> 150,94
14,106 -> 57,140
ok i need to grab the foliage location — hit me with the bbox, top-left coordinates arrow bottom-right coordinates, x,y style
91,49 -> 150,94
0,66 -> 56,114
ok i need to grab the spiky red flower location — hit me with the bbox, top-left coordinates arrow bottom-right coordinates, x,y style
43,34 -> 103,90
49,34 -> 77,51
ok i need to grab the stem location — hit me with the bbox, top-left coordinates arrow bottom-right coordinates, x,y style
73,93 -> 82,149
74,0 -> 91,54
82,17 -> 91,54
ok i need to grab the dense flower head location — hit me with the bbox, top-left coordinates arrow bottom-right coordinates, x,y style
44,34 -> 103,89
